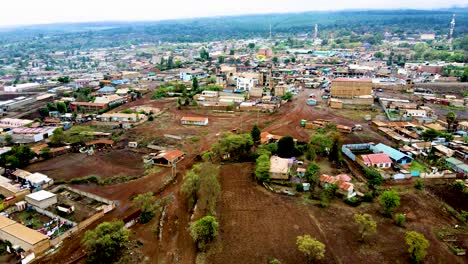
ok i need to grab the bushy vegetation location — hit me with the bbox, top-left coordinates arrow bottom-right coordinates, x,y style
82,221 -> 130,263
296,234 -> 326,262
354,213 -> 377,241
181,163 -> 221,215
405,231 -> 429,263
380,190 -> 401,217
189,215 -> 219,251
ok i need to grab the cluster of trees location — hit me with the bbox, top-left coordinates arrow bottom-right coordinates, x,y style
181,162 -> 221,216
81,221 -> 130,263
0,145 -> 35,169
50,126 -> 95,145
182,162 -> 221,251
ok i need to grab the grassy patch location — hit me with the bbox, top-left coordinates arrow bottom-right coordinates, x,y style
145,166 -> 161,175
409,161 -> 426,172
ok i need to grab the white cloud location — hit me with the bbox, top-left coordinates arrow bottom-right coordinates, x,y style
0,0 -> 465,26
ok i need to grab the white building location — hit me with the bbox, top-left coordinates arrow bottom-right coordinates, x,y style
4,83 -> 41,93
236,77 -> 258,91
25,190 -> 57,209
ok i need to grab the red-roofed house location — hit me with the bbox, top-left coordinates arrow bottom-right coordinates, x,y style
260,132 -> 282,144
152,150 -> 185,166
319,174 -> 356,198
360,153 -> 392,168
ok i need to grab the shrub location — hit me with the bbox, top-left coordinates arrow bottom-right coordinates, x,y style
405,231 -> 429,263
414,179 -> 424,190
345,197 -> 361,207
395,213 -> 406,227
380,190 -> 400,217
189,216 -> 219,251
296,183 -> 304,192
362,193 -> 373,202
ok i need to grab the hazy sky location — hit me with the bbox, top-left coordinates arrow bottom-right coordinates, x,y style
0,0 -> 465,26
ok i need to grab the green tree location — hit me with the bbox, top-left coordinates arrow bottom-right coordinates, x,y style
374,51 -> 384,59
4,135 -> 13,145
50,128 -> 65,145
421,128 -> 440,141
272,57 -> 278,64
212,133 -> 253,161
229,49 -> 235,55
380,190 -> 400,217
304,162 -> 320,190
446,112 -> 456,132
364,167 -> 383,190
81,221 -> 129,264
192,77 -> 199,92
277,136 -> 296,158
328,134 -> 343,165
395,213 -> 406,227
354,213 -> 377,241
255,154 -> 270,182
56,102 -> 67,113
133,192 -> 158,223
405,231 -> 429,263
189,216 -> 219,251
250,125 -> 261,144
248,43 -> 255,49
296,235 -> 325,263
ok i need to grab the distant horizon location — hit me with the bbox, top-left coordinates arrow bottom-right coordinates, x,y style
1,0 -> 467,28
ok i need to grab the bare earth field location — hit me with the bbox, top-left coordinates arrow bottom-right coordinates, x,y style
208,163 -> 465,264
32,91 -> 466,264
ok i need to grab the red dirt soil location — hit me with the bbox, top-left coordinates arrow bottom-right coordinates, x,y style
207,163 -> 466,264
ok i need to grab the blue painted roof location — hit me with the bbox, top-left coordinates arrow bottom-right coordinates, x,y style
98,86 -> 116,92
372,143 -> 412,162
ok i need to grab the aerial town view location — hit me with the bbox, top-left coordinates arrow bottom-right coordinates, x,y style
0,0 -> 467,263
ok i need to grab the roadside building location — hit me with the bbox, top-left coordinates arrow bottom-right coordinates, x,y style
25,190 -> 57,209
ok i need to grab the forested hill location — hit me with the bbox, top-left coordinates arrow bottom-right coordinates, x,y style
0,9 -> 467,47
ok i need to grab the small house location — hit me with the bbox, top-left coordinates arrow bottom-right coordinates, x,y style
25,190 -> 57,209
269,156 -> 291,180
319,174 -> 356,198
152,150 -> 185,166
360,153 -> 392,168
97,86 -> 116,95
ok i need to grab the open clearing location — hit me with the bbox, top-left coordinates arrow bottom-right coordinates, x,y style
208,163 -> 465,264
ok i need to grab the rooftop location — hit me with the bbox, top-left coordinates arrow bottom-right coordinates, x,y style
26,190 -> 56,201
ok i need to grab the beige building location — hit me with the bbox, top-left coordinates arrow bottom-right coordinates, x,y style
331,78 -> 373,99
269,156 -> 291,180
0,216 -> 50,254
